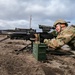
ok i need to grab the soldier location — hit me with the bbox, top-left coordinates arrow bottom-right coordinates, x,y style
44,19 -> 75,50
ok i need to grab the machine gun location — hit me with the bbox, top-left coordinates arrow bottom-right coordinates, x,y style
9,25 -> 55,42
12,25 -> 56,54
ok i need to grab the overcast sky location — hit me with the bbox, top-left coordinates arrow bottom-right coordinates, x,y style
0,0 -> 75,30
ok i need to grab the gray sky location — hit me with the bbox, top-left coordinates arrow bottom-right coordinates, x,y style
0,0 -> 75,30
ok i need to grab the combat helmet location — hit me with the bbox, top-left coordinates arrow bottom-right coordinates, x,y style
54,19 -> 68,27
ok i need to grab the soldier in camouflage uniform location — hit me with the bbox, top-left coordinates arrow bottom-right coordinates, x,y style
44,19 -> 75,50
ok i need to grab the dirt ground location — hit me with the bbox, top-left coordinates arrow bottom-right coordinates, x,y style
0,35 -> 75,75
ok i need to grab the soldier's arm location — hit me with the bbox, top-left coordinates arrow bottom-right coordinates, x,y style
44,26 -> 75,49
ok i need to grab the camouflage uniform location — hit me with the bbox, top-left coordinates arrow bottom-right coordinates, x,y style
44,20 -> 75,49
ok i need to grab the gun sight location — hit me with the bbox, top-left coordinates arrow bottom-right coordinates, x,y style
39,25 -> 55,32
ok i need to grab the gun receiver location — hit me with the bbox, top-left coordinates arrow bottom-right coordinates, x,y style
39,25 -> 55,32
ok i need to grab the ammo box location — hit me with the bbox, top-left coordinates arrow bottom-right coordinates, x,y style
33,43 -> 47,61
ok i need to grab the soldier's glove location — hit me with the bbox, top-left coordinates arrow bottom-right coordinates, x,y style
44,39 -> 56,50
44,39 -> 49,44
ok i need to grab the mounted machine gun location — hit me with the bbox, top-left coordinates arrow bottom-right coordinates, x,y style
12,25 -> 56,54
9,25 -> 55,42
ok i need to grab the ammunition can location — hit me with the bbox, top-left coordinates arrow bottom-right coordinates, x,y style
33,43 -> 47,61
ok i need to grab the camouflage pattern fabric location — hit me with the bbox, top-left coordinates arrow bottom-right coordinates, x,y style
44,25 -> 75,49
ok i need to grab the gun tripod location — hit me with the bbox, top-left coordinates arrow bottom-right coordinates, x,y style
13,38 -> 35,55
